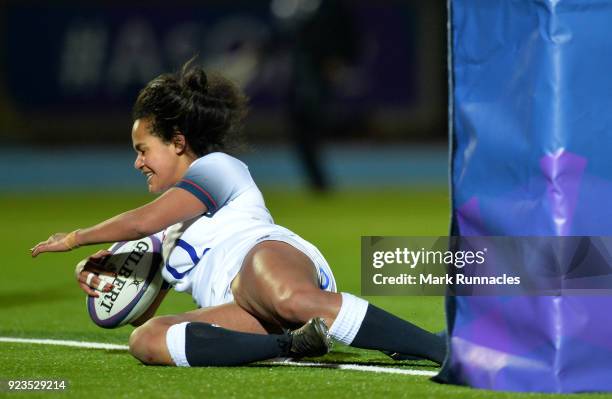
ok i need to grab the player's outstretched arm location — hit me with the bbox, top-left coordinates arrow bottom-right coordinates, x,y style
31,187 -> 206,257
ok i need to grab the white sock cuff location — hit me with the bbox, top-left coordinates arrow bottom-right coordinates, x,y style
166,322 -> 190,367
329,292 -> 369,345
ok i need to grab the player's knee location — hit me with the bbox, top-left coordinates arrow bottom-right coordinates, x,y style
274,289 -> 316,324
128,324 -> 155,364
129,317 -> 169,365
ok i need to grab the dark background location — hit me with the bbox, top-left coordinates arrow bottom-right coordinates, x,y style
0,0 -> 447,147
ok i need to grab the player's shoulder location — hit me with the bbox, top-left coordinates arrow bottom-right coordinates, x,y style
190,152 -> 247,171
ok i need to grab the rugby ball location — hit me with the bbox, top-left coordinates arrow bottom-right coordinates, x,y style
86,235 -> 164,329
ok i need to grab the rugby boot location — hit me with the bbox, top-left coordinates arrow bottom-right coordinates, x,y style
289,317 -> 332,358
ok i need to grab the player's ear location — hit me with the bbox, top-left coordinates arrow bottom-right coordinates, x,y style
172,132 -> 188,155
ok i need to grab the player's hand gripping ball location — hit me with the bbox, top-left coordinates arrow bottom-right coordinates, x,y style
79,236 -> 164,328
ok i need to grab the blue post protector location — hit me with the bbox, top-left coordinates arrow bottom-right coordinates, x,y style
440,0 -> 612,392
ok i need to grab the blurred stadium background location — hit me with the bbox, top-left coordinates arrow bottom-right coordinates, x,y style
1,0 -> 448,192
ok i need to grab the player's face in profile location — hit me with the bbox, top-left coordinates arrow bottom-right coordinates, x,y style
131,118 -> 183,193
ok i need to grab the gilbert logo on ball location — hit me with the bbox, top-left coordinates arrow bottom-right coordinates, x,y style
87,235 -> 163,328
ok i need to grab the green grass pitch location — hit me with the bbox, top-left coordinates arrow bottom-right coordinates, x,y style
0,189 -> 608,398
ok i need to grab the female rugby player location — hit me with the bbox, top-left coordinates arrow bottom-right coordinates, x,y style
31,62 -> 445,367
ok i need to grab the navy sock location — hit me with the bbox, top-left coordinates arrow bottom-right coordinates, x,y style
351,304 -> 446,364
185,322 -> 292,366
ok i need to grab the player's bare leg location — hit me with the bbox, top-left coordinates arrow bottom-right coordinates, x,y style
231,240 -> 341,329
129,302 -> 273,365
232,240 -> 447,364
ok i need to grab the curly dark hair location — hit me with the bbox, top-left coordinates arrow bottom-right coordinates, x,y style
132,60 -> 248,156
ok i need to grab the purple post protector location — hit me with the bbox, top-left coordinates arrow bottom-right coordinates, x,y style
442,0 -> 612,392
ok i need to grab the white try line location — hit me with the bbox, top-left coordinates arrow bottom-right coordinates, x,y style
0,336 -> 129,351
268,358 -> 438,376
0,336 -> 437,377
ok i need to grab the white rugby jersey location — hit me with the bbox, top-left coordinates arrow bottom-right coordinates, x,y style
160,152 -> 279,306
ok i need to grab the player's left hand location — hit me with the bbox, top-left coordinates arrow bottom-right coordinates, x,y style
31,231 -> 79,257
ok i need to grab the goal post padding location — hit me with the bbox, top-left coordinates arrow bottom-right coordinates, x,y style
438,0 -> 612,392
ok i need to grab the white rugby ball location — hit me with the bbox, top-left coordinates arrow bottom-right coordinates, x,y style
87,235 -> 164,329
